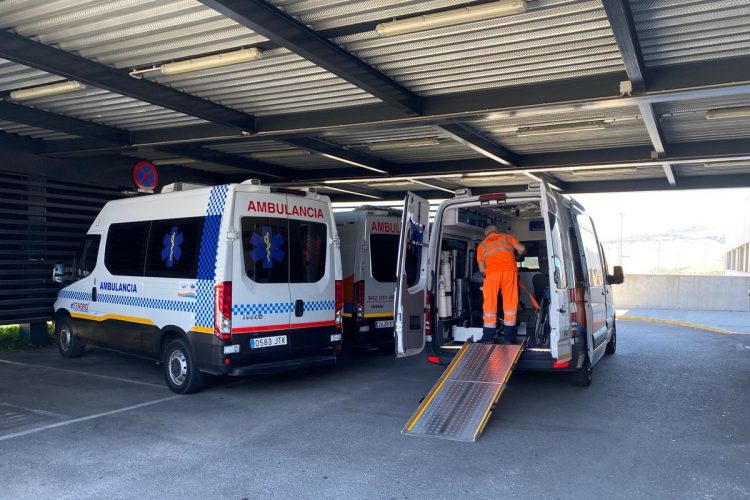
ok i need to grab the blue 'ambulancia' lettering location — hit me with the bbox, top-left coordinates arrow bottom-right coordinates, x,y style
99,281 -> 138,293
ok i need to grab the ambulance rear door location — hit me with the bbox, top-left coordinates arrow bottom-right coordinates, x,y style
394,193 -> 431,357
363,214 -> 400,330
539,181 -> 572,364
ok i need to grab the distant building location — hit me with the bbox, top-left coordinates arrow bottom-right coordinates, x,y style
726,197 -> 750,276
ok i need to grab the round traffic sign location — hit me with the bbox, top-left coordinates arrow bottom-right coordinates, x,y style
133,161 -> 159,190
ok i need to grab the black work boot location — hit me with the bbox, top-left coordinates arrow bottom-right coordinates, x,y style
503,325 -> 515,344
479,327 -> 495,344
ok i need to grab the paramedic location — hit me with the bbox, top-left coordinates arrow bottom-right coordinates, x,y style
477,225 -> 526,344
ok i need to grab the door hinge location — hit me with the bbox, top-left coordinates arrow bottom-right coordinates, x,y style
226,229 -> 240,241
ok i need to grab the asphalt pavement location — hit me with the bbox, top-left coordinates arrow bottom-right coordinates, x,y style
0,321 -> 748,500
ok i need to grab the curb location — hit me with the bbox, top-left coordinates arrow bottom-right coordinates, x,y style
618,315 -> 739,335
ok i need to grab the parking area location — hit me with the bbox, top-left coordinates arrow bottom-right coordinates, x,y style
1,321 -> 748,499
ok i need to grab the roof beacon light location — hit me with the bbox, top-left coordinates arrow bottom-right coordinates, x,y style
516,121 -> 607,137
376,0 -> 527,37
705,107 -> 750,120
160,48 -> 263,75
10,80 -> 86,101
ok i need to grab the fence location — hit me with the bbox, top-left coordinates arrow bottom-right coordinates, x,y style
613,274 -> 750,311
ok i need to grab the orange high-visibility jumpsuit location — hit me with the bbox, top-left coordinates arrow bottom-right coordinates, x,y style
477,232 -> 519,329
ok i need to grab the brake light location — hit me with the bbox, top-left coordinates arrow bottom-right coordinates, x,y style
553,360 -> 569,369
335,279 -> 343,332
479,193 -> 507,200
214,282 -> 232,341
424,291 -> 432,337
427,355 -> 441,364
355,280 -> 365,321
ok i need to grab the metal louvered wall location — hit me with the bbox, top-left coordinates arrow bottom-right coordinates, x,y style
0,171 -> 121,325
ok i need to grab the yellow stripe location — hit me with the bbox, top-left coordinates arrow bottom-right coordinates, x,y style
405,343 -> 471,432
364,312 -> 393,318
342,313 -> 353,318
473,344 -> 524,440
619,315 -> 738,335
70,311 -> 155,326
191,326 -> 213,334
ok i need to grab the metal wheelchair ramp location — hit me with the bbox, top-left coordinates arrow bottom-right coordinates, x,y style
403,342 -> 524,442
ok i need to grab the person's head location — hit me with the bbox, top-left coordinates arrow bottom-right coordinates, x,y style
484,224 -> 498,236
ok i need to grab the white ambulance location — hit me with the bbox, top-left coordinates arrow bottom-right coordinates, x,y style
335,207 -> 401,351
53,181 -> 343,394
394,182 -> 623,386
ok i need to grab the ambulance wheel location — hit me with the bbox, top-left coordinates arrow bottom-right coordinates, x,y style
570,354 -> 592,387
164,339 -> 203,394
56,316 -> 83,358
605,323 -> 617,355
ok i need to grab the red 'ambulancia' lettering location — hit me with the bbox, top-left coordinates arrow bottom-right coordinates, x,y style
247,200 -> 324,219
371,220 -> 400,234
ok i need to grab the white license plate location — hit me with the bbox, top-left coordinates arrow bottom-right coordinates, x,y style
375,320 -> 394,329
250,335 -> 288,349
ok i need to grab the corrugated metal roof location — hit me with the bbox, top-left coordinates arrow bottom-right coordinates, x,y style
0,119 -> 78,140
656,94 -> 750,143
332,0 -> 625,95
553,165 -> 664,182
207,140 -> 343,169
676,162 -> 750,177
122,148 -> 251,175
632,0 -> 750,67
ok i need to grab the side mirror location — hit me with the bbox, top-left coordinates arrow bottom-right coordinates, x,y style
607,266 -> 624,285
52,262 -> 66,285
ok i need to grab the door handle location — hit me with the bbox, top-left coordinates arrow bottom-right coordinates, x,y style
91,286 -> 98,302
295,299 -> 304,317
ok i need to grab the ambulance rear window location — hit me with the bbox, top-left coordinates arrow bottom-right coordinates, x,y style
369,234 -> 398,283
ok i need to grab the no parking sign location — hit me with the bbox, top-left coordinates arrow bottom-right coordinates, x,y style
133,160 -> 159,191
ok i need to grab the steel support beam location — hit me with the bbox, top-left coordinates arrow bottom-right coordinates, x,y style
437,123 -> 518,167
197,0 -> 420,115
602,0 -> 646,90
0,30 -> 255,130
639,103 -> 667,155
283,137 -> 398,175
662,164 -> 677,186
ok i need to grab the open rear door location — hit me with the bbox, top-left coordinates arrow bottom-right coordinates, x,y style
394,192 -> 431,357
539,181 -> 572,364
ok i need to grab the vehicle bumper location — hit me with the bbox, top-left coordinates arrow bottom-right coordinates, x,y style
228,355 -> 337,376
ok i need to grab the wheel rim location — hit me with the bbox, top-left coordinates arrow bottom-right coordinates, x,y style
168,349 -> 188,386
59,326 -> 71,351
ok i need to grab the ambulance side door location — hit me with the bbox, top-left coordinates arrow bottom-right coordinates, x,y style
394,193 -> 431,357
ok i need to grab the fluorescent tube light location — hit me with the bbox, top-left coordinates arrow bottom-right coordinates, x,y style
516,121 -> 607,137
464,171 -> 517,178
367,138 -> 440,150
570,167 -> 638,176
151,158 -> 198,166
251,150 -> 310,160
160,48 -> 262,75
705,107 -> 750,120
321,153 -> 388,174
321,185 -> 381,200
376,0 -> 527,37
10,81 -> 86,101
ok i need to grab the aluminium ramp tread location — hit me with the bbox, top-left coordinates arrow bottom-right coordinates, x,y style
402,342 -> 524,442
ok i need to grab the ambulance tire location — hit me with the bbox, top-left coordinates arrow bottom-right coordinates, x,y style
605,323 -> 617,355
56,316 -> 84,358
164,338 -> 204,394
570,354 -> 592,387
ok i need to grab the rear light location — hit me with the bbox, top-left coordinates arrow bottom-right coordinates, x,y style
553,360 -> 569,369
354,280 -> 365,321
427,355 -> 441,364
335,279 -> 343,332
478,193 -> 507,200
424,291 -> 432,337
214,282 -> 232,341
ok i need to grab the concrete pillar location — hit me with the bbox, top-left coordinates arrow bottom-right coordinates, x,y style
20,322 -> 48,346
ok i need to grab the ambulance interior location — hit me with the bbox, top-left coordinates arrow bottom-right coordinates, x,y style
434,198 -> 552,349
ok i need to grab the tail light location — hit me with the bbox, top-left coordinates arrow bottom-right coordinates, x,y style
568,287 -> 585,337
427,355 -> 441,364
553,360 -> 569,369
424,291 -> 432,338
335,279 -> 343,332
354,280 -> 365,322
214,281 -> 232,341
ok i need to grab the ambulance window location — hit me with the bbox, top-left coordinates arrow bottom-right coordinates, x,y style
77,235 -> 100,279
578,226 -> 604,287
547,212 -> 568,289
289,220 -> 327,283
242,217 -> 289,283
104,222 -> 149,276
370,234 -> 399,283
145,217 -> 205,279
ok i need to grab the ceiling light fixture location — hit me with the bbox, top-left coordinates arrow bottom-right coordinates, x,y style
10,80 -> 86,101
367,137 -> 440,150
320,185 -> 382,199
570,167 -> 639,176
158,48 -> 263,76
705,107 -> 750,120
516,121 -> 607,136
376,0 -> 527,37
464,171 -> 517,178
250,150 -> 311,160
321,153 -> 388,174
150,157 -> 198,166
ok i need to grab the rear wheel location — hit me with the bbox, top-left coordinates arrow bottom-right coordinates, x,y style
570,354 -> 592,387
56,316 -> 83,358
605,322 -> 617,355
163,338 -> 204,394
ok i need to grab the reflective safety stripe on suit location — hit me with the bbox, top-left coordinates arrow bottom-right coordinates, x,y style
482,271 -> 519,327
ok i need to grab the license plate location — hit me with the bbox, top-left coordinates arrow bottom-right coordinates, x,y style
250,335 -> 288,349
375,320 -> 394,329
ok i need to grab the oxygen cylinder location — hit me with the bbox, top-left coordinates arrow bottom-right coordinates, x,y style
438,251 -> 453,319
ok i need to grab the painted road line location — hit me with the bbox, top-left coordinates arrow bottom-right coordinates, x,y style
0,396 -> 180,442
0,359 -> 165,388
618,315 -> 740,335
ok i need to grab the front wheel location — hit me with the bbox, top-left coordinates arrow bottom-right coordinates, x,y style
163,339 -> 204,394
56,316 -> 84,358
570,354 -> 592,387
